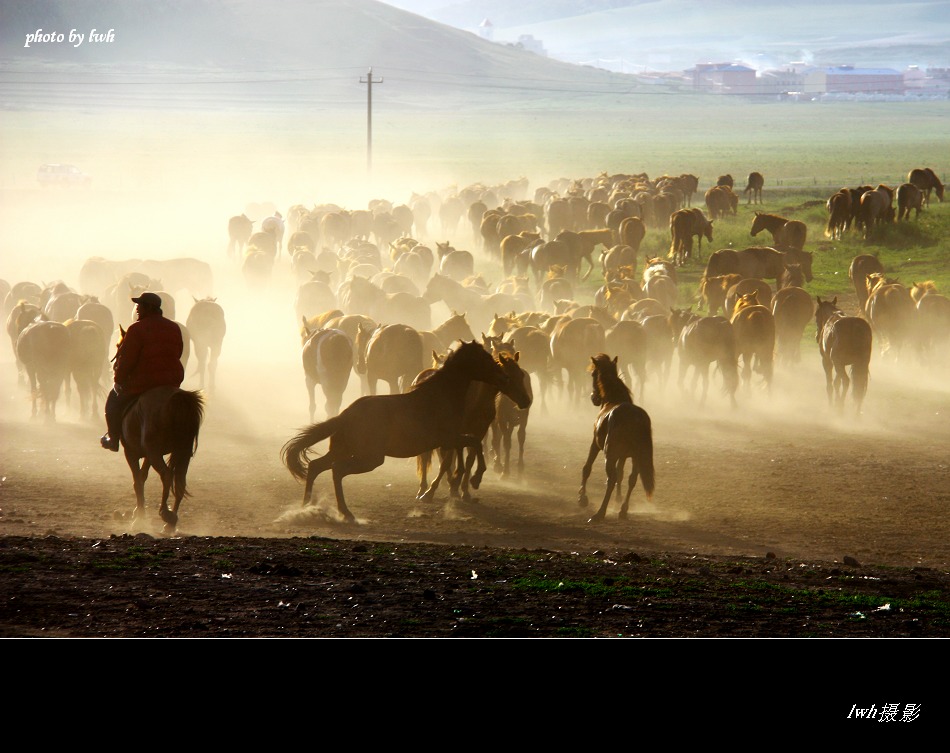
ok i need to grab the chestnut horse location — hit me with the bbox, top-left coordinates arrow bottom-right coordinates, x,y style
578,353 -> 655,523
907,167 -> 944,206
750,212 -> 807,252
743,171 -> 764,204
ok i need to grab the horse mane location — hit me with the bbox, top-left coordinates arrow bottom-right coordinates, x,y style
589,353 -> 632,404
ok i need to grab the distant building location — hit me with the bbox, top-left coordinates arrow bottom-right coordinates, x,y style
803,65 -> 904,95
689,63 -> 756,94
757,67 -> 806,95
478,18 -> 493,41
515,34 -> 546,56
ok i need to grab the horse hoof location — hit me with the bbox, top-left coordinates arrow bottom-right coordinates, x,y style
587,514 -> 605,524
578,494 -> 589,508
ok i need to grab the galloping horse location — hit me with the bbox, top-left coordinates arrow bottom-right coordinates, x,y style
750,212 -> 807,252
280,340 -> 515,522
814,296 -> 872,414
907,167 -> 944,206
578,354 -> 655,523
118,385 -> 205,534
743,172 -> 764,204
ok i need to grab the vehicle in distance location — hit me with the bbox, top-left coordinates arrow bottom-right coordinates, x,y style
37,163 -> 91,187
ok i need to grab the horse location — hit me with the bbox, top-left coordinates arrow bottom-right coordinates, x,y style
486,340 -> 533,481
280,340 -> 516,522
549,316 -> 607,405
118,385 -> 205,534
605,319 -> 648,400
704,246 -> 787,285
617,216 -> 646,255
65,318 -> 107,420
907,167 -> 945,206
301,325 -> 353,421
185,297 -> 226,392
858,185 -> 895,239
750,212 -> 807,252
848,254 -> 885,314
724,277 -> 773,319
743,172 -> 764,204
16,319 -> 70,420
914,284 -> 950,364
698,273 -> 742,317
896,182 -> 924,221
669,208 -> 713,267
864,275 -> 917,359
578,353 -> 655,523
825,189 -> 852,240
502,324 -> 553,412
227,214 -> 253,259
6,299 -> 45,386
730,292 -> 775,393
771,286 -> 814,365
704,185 -> 737,219
355,322 -> 424,396
676,316 -> 739,408
814,297 -> 872,414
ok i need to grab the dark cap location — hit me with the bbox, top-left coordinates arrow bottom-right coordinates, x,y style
131,292 -> 162,309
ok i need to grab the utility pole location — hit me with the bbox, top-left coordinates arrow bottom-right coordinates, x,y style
360,67 -> 383,174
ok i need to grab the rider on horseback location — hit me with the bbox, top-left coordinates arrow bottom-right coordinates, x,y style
100,292 -> 184,451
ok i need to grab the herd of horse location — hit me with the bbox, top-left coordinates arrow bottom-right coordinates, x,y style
4,164 -> 946,530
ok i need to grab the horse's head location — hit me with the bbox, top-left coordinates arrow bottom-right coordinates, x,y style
750,211 -> 765,236
496,351 -> 532,410
814,296 -> 840,338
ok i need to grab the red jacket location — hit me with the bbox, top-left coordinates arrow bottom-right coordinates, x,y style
113,311 -> 184,395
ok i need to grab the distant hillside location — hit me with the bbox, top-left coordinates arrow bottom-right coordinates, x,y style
0,0 -> 649,110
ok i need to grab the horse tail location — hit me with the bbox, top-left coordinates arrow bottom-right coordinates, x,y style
281,416 -> 344,481
851,363 -> 870,403
167,390 -> 205,499
417,450 -> 433,480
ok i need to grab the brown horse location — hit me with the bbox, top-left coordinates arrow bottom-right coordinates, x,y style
280,340 -> 516,522
814,296 -> 872,414
118,385 -> 205,534
730,292 -> 775,393
604,319 -> 648,401
677,316 -> 739,408
486,339 -> 533,481
725,277 -> 773,319
848,254 -> 885,314
750,212 -> 807,252
668,208 -> 713,266
16,319 -> 70,420
704,246 -> 787,285
743,171 -> 764,204
864,274 -> 917,359
858,185 -> 895,239
578,353 -> 654,523
699,273 -> 742,317
771,286 -> 814,365
896,182 -> 924,221
825,189 -> 852,240
907,167 -> 945,206
549,316 -> 607,405
301,325 -> 353,421
618,216 -> 647,255
355,322 -> 424,395
704,185 -> 737,220
65,318 -> 107,421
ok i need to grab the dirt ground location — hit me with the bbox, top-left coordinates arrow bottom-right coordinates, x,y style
2,285 -> 950,637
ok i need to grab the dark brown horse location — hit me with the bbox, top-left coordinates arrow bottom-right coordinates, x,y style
119,385 -> 205,534
743,172 -> 764,204
355,322 -> 424,395
280,340 -> 515,522
16,319 -> 70,420
864,274 -> 917,359
578,353 -> 655,523
814,296 -> 872,414
485,338 -> 533,481
549,316 -> 607,405
668,208 -> 713,266
907,167 -> 944,206
857,185 -> 895,239
825,188 -> 852,240
704,246 -> 788,285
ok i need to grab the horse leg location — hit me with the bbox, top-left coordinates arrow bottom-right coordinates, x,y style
126,453 -> 150,526
302,453 -> 335,505
822,354 -> 835,405
490,421 -> 503,474
328,452 -> 385,522
419,448 -> 454,502
306,375 -> 318,422
468,436 -> 488,492
620,457 -> 640,519
578,438 -> 600,507
209,345 -> 221,392
590,456 -> 619,522
515,419 -> 526,479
